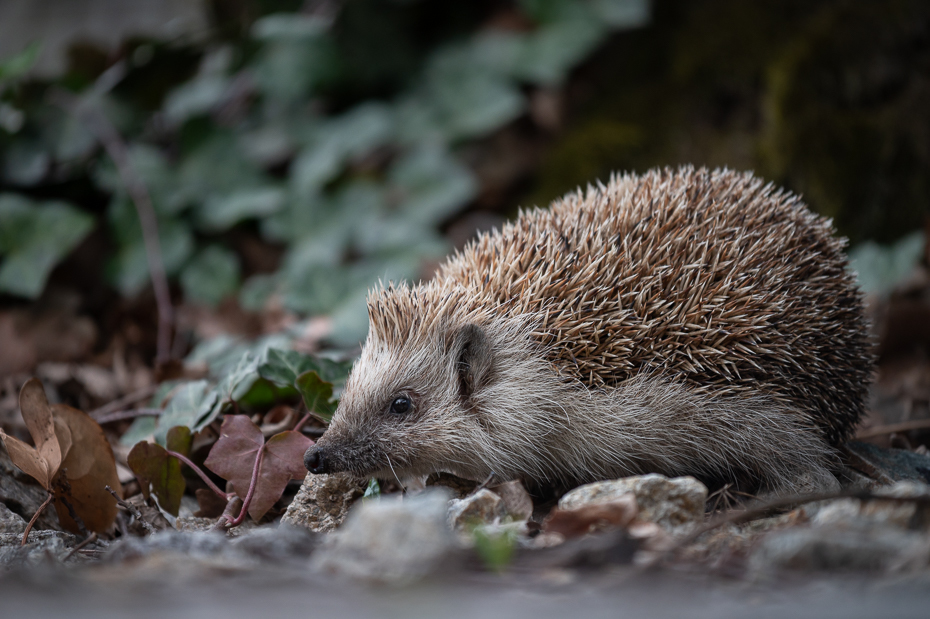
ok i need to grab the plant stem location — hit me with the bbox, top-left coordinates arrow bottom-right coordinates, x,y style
165,450 -> 231,500
227,448 -> 265,527
21,492 -> 53,547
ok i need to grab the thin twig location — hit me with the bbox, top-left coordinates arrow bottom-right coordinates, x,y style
94,408 -> 163,424
50,85 -> 174,363
165,450 -> 231,500
89,384 -> 158,421
646,488 -> 930,569
856,418 -> 930,439
106,485 -> 156,534
64,532 -> 97,561
21,492 -> 53,547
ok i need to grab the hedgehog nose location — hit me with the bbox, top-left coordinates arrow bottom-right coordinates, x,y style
304,445 -> 326,474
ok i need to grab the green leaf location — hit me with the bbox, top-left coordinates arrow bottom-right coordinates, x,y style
389,146 -> 478,225
239,273 -> 280,312
0,194 -> 95,298
589,0 -> 651,28
127,434 -> 188,517
363,478 -> 380,499
154,381 -> 217,445
1,140 -> 50,185
108,216 -> 194,297
849,231 -> 925,295
514,15 -> 607,85
166,425 -> 193,456
0,42 -> 41,85
180,245 -> 240,307
119,415 -> 157,446
197,352 -> 263,431
258,348 -> 352,388
425,54 -> 525,139
295,370 -> 337,423
198,186 -> 285,232
473,526 -> 517,573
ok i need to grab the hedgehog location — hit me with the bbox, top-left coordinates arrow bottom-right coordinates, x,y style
304,166 -> 873,494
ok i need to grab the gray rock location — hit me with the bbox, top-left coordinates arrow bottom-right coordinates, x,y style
492,480 -> 534,521
807,481 -> 930,531
313,489 -> 456,583
281,472 -> 367,533
448,489 -> 506,530
0,502 -> 27,535
0,530 -> 86,568
846,441 -> 930,484
559,474 -> 707,534
103,524 -> 319,570
751,526 -> 930,572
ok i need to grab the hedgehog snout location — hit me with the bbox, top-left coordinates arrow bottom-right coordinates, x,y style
303,444 -> 330,474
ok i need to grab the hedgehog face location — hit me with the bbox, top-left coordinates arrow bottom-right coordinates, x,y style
304,322 -> 495,481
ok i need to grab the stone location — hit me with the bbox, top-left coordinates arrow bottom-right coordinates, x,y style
751,526 -> 930,572
312,489 -> 456,583
102,525 -> 318,571
0,530 -> 86,568
807,481 -> 930,531
559,474 -> 707,534
492,480 -> 534,521
281,472 -> 367,533
0,502 -> 27,535
448,489 -> 506,529
845,441 -> 930,485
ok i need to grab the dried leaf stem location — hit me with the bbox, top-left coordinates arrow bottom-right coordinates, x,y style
21,492 -> 53,547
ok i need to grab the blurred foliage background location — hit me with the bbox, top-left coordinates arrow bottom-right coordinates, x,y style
1,0 -> 928,362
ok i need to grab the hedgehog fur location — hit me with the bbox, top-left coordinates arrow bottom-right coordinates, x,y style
305,166 -> 874,494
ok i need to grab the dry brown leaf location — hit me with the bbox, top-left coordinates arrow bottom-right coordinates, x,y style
18,378 -> 63,478
0,431 -> 52,489
51,404 -> 121,534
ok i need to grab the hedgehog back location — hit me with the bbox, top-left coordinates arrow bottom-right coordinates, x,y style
428,167 -> 872,445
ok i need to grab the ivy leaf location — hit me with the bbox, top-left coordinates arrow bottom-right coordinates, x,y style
295,370 -> 337,423
204,416 -> 311,521
180,245 -> 241,307
258,348 -> 352,388
154,381 -> 217,445
127,426 -> 191,517
389,146 -> 478,226
0,194 -> 95,299
0,42 -> 41,85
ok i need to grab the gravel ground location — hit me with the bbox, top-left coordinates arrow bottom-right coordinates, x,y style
3,565 -> 930,619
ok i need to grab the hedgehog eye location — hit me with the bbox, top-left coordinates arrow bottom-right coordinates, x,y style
389,396 -> 411,415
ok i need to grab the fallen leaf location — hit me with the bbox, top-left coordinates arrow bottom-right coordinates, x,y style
203,415 -> 264,500
204,415 -> 312,521
51,403 -> 121,534
0,379 -> 66,490
252,429 -> 312,519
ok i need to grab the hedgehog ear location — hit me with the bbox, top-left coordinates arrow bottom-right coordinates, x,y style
454,324 -> 493,401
